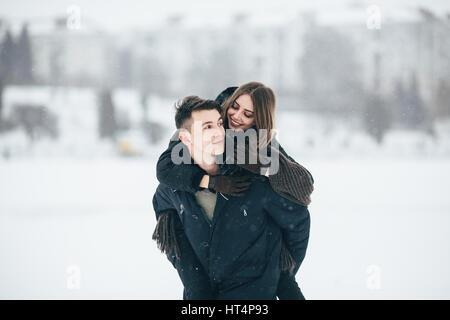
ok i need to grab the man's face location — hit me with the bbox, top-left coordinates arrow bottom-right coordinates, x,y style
182,109 -> 225,162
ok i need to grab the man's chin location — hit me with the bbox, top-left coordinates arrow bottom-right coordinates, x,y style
212,146 -> 225,155
210,142 -> 224,155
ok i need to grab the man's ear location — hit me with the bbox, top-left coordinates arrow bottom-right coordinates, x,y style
179,128 -> 191,147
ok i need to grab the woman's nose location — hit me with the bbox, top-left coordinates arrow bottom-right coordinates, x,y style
234,109 -> 244,121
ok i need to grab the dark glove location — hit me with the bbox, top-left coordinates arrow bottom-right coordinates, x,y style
233,141 -> 262,174
234,142 -> 280,175
208,175 -> 251,197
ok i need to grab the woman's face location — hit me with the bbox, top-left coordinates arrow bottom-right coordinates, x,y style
227,94 -> 255,131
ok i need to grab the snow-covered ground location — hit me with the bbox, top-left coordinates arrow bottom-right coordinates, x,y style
1,86 -> 450,299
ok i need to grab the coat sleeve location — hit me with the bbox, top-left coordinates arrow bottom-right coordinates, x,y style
278,143 -> 314,184
156,139 -> 207,193
264,184 -> 311,276
166,209 -> 214,299
152,184 -> 177,219
267,142 -> 314,206
152,187 -> 214,299
276,271 -> 305,300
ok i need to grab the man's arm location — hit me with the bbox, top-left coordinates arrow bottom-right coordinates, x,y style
152,185 -> 214,299
277,271 -> 305,300
159,209 -> 214,299
264,185 -> 311,276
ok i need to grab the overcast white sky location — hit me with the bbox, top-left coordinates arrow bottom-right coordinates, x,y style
0,0 -> 449,32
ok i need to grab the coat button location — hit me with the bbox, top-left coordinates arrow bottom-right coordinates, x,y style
201,241 -> 209,247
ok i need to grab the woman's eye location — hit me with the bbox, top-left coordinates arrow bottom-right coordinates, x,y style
232,105 -> 238,110
244,113 -> 252,118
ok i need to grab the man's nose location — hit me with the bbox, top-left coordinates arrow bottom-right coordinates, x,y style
234,109 -> 244,121
212,126 -> 225,141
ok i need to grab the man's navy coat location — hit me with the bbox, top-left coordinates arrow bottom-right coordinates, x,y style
153,176 -> 310,300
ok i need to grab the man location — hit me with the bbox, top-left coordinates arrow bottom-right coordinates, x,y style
152,96 -> 310,299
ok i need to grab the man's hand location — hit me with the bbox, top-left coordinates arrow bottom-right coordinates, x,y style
208,175 -> 252,197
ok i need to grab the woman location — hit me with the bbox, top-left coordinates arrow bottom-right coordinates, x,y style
154,82 -> 314,299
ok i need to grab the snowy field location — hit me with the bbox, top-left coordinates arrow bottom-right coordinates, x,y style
1,87 -> 450,299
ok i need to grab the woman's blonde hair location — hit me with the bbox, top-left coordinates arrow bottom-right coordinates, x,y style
222,81 -> 276,145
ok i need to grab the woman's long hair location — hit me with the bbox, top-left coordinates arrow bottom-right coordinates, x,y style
221,81 -> 276,146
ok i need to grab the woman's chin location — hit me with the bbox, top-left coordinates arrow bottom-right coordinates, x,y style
229,124 -> 244,131
228,118 -> 241,130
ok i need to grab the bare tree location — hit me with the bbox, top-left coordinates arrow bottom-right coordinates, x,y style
15,24 -> 34,85
98,88 -> 117,139
0,30 -> 15,85
433,79 -> 450,118
363,93 -> 391,144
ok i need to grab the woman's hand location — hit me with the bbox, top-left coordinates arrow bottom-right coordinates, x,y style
208,175 -> 252,197
233,141 -> 261,174
234,142 -> 279,175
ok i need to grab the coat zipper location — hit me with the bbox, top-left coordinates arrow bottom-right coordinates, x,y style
199,206 -> 212,228
219,192 -> 229,200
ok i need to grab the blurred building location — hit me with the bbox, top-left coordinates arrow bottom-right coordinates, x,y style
1,7 -> 448,108
331,7 -> 450,104
30,17 -> 117,87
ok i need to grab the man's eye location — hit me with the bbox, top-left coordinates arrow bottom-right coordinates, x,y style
205,125 -> 212,129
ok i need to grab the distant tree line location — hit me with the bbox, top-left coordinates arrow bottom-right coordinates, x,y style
0,24 -> 34,86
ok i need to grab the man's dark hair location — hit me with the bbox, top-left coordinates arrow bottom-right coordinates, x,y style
175,96 -> 222,129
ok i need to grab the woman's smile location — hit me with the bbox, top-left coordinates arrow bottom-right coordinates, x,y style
228,115 -> 244,129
